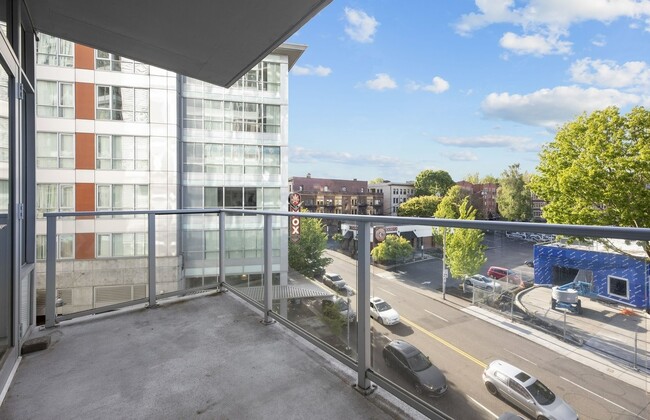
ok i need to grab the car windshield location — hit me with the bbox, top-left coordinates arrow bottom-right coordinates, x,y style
407,352 -> 432,372
329,275 -> 343,282
376,301 -> 392,311
526,380 -> 556,406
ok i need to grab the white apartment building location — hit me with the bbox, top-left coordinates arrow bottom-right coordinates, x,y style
368,181 -> 415,215
33,35 -> 302,314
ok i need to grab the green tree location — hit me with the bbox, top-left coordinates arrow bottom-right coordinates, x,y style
497,163 -> 532,221
369,177 -> 386,184
480,175 -> 499,184
530,106 -> 650,257
464,172 -> 480,184
445,201 -> 487,278
434,186 -> 468,219
370,234 -> 413,264
288,214 -> 333,277
414,169 -> 455,197
397,195 -> 441,217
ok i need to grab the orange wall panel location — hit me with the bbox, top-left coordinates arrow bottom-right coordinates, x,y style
76,183 -> 95,212
75,133 -> 95,170
75,44 -> 94,70
75,83 -> 94,120
75,233 -> 95,260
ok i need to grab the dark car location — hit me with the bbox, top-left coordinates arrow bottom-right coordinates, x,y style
382,340 -> 447,397
323,273 -> 353,296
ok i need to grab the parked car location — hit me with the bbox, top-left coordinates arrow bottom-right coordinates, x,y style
382,340 -> 448,397
322,273 -> 353,296
369,297 -> 400,325
463,274 -> 502,293
487,266 -> 521,284
321,296 -> 356,322
524,260 -> 534,268
483,360 -> 578,420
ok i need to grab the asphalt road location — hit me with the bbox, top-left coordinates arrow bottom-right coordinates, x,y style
323,240 -> 649,420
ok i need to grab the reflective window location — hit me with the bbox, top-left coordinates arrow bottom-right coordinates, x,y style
96,135 -> 149,170
36,34 -> 74,67
36,81 -> 74,118
35,234 -> 74,260
96,233 -> 147,257
96,85 -> 149,122
36,184 -> 74,218
36,132 -> 74,168
95,50 -> 149,74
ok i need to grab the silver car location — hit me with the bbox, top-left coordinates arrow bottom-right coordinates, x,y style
483,360 -> 578,420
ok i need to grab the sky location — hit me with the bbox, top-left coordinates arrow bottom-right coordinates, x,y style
286,0 -> 650,183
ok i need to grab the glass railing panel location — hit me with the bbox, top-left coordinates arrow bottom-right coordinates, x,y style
37,214 -> 151,321
154,213 -> 184,295
279,214 -> 358,360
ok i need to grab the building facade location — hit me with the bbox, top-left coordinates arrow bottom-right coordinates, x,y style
368,181 -> 414,216
33,35 -> 301,315
289,174 -> 383,234
456,180 -> 498,219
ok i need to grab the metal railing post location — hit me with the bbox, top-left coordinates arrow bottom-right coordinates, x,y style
147,213 -> 157,308
356,221 -> 373,393
45,215 -> 57,328
261,214 -> 274,325
219,211 -> 226,290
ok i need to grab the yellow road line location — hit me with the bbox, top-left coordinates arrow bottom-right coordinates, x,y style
400,315 -> 487,369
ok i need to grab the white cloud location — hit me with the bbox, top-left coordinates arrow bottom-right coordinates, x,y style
481,85 -> 645,129
569,58 -> 650,89
407,76 -> 450,94
457,0 -> 650,34
291,65 -> 332,77
444,151 -> 479,162
344,7 -> 379,43
434,135 -> 538,152
289,147 -> 406,167
499,32 -> 572,56
591,35 -> 607,47
456,1 -> 650,55
364,73 -> 397,91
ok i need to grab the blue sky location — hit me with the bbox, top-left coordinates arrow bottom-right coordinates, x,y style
287,1 -> 650,183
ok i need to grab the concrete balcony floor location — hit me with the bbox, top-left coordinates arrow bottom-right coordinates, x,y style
0,291 -> 425,420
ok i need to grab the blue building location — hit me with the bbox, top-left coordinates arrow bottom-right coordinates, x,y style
533,241 -> 649,310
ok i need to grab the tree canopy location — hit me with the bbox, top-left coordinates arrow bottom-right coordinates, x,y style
288,214 -> 333,277
397,195 -> 441,217
445,201 -> 487,278
529,106 -> 650,256
370,234 -> 413,264
497,163 -> 532,221
434,186 -> 468,219
369,177 -> 386,184
414,169 -> 455,197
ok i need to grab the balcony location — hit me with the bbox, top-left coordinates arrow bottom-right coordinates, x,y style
1,209 -> 649,419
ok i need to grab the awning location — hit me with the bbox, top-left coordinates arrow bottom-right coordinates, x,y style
26,0 -> 332,87
343,231 -> 354,239
414,230 -> 429,238
400,231 -> 417,241
236,285 -> 333,301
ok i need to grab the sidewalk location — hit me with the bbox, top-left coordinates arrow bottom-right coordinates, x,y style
516,286 -> 650,377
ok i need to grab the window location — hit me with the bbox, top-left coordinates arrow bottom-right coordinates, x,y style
234,61 -> 280,92
36,234 -> 74,260
607,275 -> 629,299
183,98 -> 223,131
36,132 -> 74,168
0,117 -> 7,163
96,184 -> 149,213
96,135 -> 149,170
183,186 -> 223,208
36,184 -> 74,218
36,34 -> 74,67
96,233 -> 147,257
95,50 -> 149,74
96,85 -> 149,122
37,81 -> 74,118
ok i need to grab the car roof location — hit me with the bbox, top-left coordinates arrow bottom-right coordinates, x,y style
370,297 -> 385,304
488,360 -> 536,386
387,340 -> 420,357
471,274 -> 492,281
325,272 -> 340,277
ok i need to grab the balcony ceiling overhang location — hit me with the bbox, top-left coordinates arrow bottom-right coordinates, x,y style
24,0 -> 330,87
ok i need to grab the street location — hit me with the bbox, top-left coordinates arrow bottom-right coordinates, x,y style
321,238 -> 649,420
